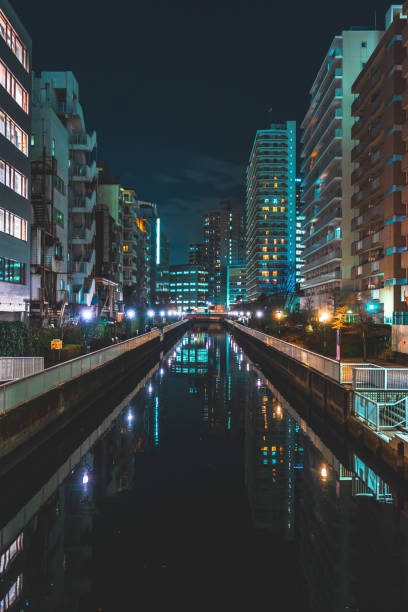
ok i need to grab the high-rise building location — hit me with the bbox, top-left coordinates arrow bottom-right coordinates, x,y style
295,178 -> 305,287
300,28 -> 382,312
188,242 -> 205,266
33,71 -> 97,313
122,189 -> 148,308
168,263 -> 208,310
138,201 -> 159,306
156,230 -> 170,304
202,201 -> 243,305
0,2 -> 31,321
246,121 -> 296,303
226,264 -> 246,308
351,7 -> 406,324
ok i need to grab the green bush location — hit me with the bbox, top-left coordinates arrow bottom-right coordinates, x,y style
0,321 -> 29,356
60,344 -> 82,361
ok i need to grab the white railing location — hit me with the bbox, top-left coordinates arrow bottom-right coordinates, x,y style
354,392 -> 408,431
162,319 -> 187,334
339,363 -> 380,385
0,331 -> 160,416
227,320 -> 341,381
352,368 -> 408,390
0,358 -> 44,381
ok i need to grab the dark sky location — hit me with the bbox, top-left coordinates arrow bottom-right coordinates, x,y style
13,0 -> 392,262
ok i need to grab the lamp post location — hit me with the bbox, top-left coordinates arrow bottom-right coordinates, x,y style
318,311 -> 330,354
81,308 -> 93,353
275,310 -> 283,338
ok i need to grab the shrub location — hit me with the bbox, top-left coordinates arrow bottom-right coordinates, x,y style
0,321 -> 29,356
60,344 -> 82,361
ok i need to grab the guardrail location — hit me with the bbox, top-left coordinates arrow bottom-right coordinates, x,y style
354,391 -> 408,431
227,320 -> 341,381
0,331 -> 160,416
352,368 -> 408,390
162,319 -> 188,334
0,358 -> 44,381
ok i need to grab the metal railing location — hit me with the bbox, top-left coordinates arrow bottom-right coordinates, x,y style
352,368 -> 408,391
354,391 -> 408,431
0,358 -> 44,381
339,362 -> 380,385
0,331 -> 160,416
227,320 -> 341,381
162,320 -> 188,334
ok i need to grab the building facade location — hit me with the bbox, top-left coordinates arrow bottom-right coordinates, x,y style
156,230 -> 170,304
122,189 -> 148,309
169,264 -> 208,310
295,178 -> 305,287
246,121 -> 296,303
351,7 -> 406,324
0,1 -> 31,321
188,242 -> 205,266
300,28 -> 382,312
226,264 -> 246,308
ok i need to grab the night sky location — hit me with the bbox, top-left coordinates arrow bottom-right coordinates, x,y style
14,0 -> 392,262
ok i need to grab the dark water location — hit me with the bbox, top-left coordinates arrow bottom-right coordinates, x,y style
1,327 -> 408,610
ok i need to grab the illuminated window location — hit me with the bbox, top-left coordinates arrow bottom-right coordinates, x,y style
0,10 -> 29,70
261,271 -> 269,277
263,255 -> 269,260
273,271 -> 278,276
273,207 -> 278,212
262,182 -> 269,187
0,60 -> 29,113
281,238 -> 285,243
281,207 -> 285,212
281,198 -> 285,203
274,239 -> 277,244
273,255 -> 278,260
0,207 -> 27,240
262,247 -> 267,252
274,183 -> 278,187
0,110 -> 28,155
0,160 -> 27,197
123,245 -> 128,252
265,231 -> 270,235
262,206 -> 269,211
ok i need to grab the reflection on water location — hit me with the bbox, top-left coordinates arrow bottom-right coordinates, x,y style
1,329 -> 408,610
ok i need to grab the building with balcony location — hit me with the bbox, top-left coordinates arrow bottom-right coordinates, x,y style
188,242 -> 205,266
351,6 -> 406,324
246,121 -> 296,303
169,264 -> 208,310
95,163 -> 123,317
122,189 -> 148,309
0,1 -> 31,321
30,80 -> 69,325
138,201 -> 159,306
295,178 -> 305,287
202,201 -> 244,306
300,27 -> 382,312
33,71 -> 97,311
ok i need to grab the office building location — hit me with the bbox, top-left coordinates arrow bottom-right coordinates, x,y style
351,7 -> 406,324
188,242 -> 205,266
300,27 -> 382,312
202,201 -> 243,305
169,264 -> 208,310
246,121 -> 296,302
226,264 -> 246,308
156,230 -> 170,303
0,2 -> 31,321
295,178 -> 305,287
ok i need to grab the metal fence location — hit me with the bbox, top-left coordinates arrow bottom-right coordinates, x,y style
0,358 -> 44,381
0,330 -> 160,416
354,391 -> 408,431
352,367 -> 408,391
162,320 -> 187,334
227,320 -> 341,382
339,362 -> 380,385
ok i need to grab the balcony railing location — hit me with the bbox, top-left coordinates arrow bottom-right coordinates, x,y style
300,248 -> 342,274
301,269 -> 341,289
70,131 -> 97,151
351,231 -> 382,255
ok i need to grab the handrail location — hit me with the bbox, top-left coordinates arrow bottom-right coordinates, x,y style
0,330 -> 160,415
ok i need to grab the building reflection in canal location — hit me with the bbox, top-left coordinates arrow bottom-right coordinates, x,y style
1,328 -> 408,610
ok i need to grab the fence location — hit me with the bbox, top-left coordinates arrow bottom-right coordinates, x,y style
339,362 -> 380,385
352,367 -> 408,391
0,358 -> 44,381
0,330 -> 160,416
227,320 -> 341,382
354,391 -> 408,431
162,319 -> 188,334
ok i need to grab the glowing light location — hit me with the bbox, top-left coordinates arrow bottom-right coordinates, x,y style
82,472 -> 89,485
275,310 -> 283,320
319,311 -> 330,323
82,308 -> 93,321
126,309 -> 136,319
127,411 -> 134,422
148,384 -> 153,393
160,368 -> 164,376
160,310 -> 165,317
147,310 -> 155,318
320,465 -> 328,480
246,311 -> 251,317
256,310 -> 263,318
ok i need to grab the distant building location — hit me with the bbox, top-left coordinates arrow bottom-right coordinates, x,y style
300,27 -> 382,312
138,201 -> 159,306
227,265 -> 246,308
188,242 -> 205,266
202,201 -> 244,306
156,230 -> 170,304
122,189 -> 148,308
295,178 -> 305,287
0,1 -> 31,321
169,264 -> 208,310
246,121 -> 296,302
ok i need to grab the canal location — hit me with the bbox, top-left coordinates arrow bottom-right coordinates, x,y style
1,325 -> 408,610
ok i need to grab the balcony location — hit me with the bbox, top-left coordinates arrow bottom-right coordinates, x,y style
302,229 -> 342,258
351,230 -> 383,255
352,258 -> 383,279
71,161 -> 97,182
311,207 -> 342,235
69,191 -> 96,213
351,204 -> 382,231
70,131 -> 97,152
68,250 -> 96,277
301,270 -> 341,290
71,220 -> 96,245
300,248 -> 342,274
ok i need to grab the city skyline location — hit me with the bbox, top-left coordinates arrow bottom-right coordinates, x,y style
12,0 -> 392,262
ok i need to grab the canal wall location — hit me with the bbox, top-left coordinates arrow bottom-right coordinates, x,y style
226,321 -> 408,477
0,320 -> 189,465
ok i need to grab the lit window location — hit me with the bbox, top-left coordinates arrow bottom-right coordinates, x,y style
273,207 -> 278,212
273,255 -> 278,260
262,206 -> 269,211
261,271 -> 269,277
265,231 -> 270,235
263,255 -> 269,260
273,271 -> 278,276
262,247 -> 267,252
123,245 -> 129,252
281,207 -> 285,212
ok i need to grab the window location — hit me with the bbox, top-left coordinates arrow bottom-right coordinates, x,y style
273,271 -> 278,277
30,134 -> 35,146
0,109 -> 27,155
262,247 -> 267,252
261,271 -> 269,277
262,206 -> 269,211
123,245 -> 128,252
0,10 -> 29,70
263,255 -> 269,260
0,160 -> 27,197
281,207 -> 285,212
0,60 -> 29,113
52,138 -> 55,157
273,207 -> 278,212
0,207 -> 26,241
0,257 -> 25,283
361,41 -> 367,48
54,209 -> 64,227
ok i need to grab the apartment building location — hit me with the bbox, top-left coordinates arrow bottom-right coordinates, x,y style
0,1 -> 31,321
226,264 -> 246,307
169,264 -> 208,310
300,28 -> 382,312
122,189 -> 148,308
351,6 -> 406,324
295,178 -> 305,287
246,121 -> 296,303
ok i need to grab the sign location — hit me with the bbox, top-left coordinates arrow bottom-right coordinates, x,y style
51,339 -> 63,350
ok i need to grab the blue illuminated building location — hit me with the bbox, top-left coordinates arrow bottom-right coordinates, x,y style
246,121 -> 296,302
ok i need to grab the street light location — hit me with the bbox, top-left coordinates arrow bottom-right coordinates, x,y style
81,308 -> 93,322
275,310 -> 283,338
126,309 -> 136,319
320,465 -> 328,481
256,311 -> 263,318
319,311 -> 331,354
147,309 -> 155,318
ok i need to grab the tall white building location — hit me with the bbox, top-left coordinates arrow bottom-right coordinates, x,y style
300,29 -> 382,312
